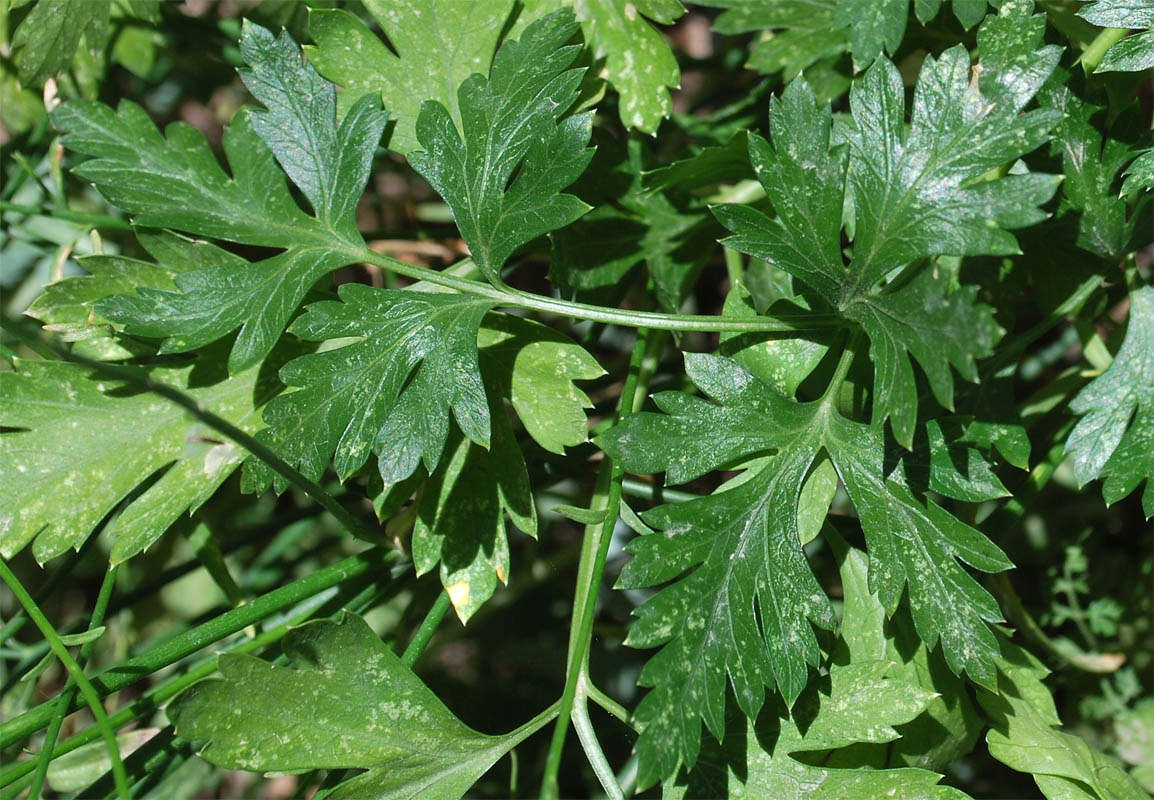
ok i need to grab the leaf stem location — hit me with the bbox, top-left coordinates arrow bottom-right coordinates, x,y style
28,565 -> 119,800
585,681 -> 633,728
572,679 -> 624,800
819,329 -> 860,407
1079,26 -> 1129,73
541,325 -> 662,799
0,560 -> 129,799
358,248 -> 838,333
401,590 -> 451,667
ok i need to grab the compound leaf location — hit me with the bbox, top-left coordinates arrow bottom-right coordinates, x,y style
1066,284 -> 1154,518
305,0 -> 512,154
836,0 -> 906,68
409,9 -> 594,285
0,359 -> 262,564
55,22 -> 386,372
716,4 -> 1062,446
247,284 -> 494,493
169,614 -> 534,800
598,354 -> 1011,784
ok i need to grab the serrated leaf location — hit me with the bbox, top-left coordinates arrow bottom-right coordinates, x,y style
715,5 -> 1062,447
409,10 -> 594,285
836,0 -> 906,68
1041,73 -> 1148,260
55,23 -> 386,372
570,0 -> 684,133
0,359 -> 262,563
598,353 -> 1011,784
978,638 -> 1149,800
479,315 -> 605,454
169,615 -> 534,800
667,660 -> 962,799
305,1 -> 511,155
11,0 -> 116,86
247,285 -> 494,493
703,1 -> 846,80
412,401 -> 535,623
1066,284 -> 1154,518
25,233 -> 242,360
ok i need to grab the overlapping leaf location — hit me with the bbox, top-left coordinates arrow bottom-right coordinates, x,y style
1066,285 -> 1154,518
54,22 -> 386,372
978,638 -> 1149,800
169,615 -> 536,800
10,0 -> 159,86
597,353 -> 1012,784
409,10 -> 594,285
306,0 -> 512,154
702,1 -> 847,79
666,548 -> 966,798
246,284 -> 495,493
915,0 -> 995,29
0,359 -> 263,564
715,3 -> 1062,446
570,0 -> 684,132
1041,73 -> 1151,260
1077,0 -> 1154,72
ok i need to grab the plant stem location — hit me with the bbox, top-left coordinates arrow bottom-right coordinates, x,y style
0,570 -> 387,794
585,681 -> 633,728
0,560 -> 129,799
0,534 -> 99,647
541,325 -> 660,799
358,248 -> 838,334
1079,26 -> 1129,73
572,679 -> 624,800
401,590 -> 451,667
28,565 -> 119,800
0,549 -> 398,749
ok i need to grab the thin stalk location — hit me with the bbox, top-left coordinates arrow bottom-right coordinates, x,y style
0,569 -> 389,794
0,561 -> 129,800
572,682 -> 624,800
724,247 -> 744,287
1079,26 -> 1129,73
4,326 -> 380,546
0,549 -> 397,749
28,565 -> 120,800
358,248 -> 838,334
585,682 -> 633,728
401,590 -> 451,668
0,534 -> 99,647
0,201 -> 133,230
541,326 -> 659,799
819,330 -> 859,408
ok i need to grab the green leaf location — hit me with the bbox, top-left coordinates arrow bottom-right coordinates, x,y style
408,10 -> 594,285
247,284 -> 494,493
667,661 -> 963,799
47,728 -> 159,793
412,403 -> 536,623
715,4 -> 1062,446
54,22 -> 386,372
25,232 -> 240,360
571,0 -> 684,133
1040,73 -> 1147,260
305,0 -> 512,155
169,615 -> 536,800
978,638 -> 1150,800
1078,1 -> 1154,72
704,1 -> 847,81
1121,148 -> 1154,197
0,359 -> 263,563
1066,284 -> 1154,518
479,315 -> 605,455
597,354 -> 1011,784
836,0 -> 906,68
11,0 -> 114,86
